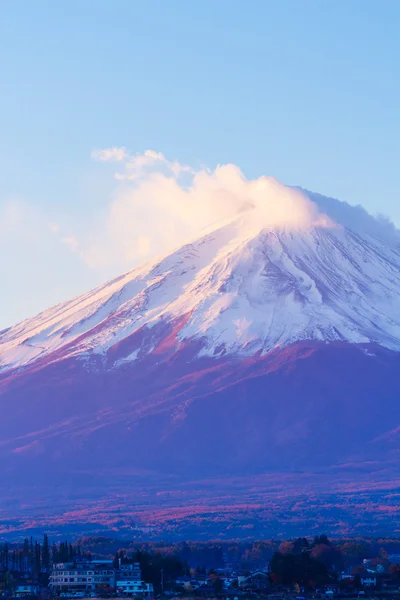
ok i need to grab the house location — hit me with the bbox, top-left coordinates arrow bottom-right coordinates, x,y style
360,575 -> 377,587
325,584 -> 340,595
13,584 -> 39,597
238,571 -> 269,590
220,576 -> 238,589
373,564 -> 385,574
116,580 -> 154,597
175,576 -> 191,586
175,576 -> 207,589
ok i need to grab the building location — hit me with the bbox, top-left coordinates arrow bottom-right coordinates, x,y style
49,560 -> 115,593
360,575 -> 377,587
116,580 -> 154,597
116,561 -> 154,597
207,575 -> 237,590
118,562 -> 142,579
13,584 -> 39,597
175,576 -> 191,587
238,571 -> 269,590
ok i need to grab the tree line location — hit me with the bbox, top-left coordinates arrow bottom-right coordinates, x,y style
0,536 -> 91,583
75,534 -> 400,571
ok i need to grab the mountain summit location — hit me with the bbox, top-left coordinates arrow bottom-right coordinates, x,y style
1,187 -> 400,372
1,186 -> 400,537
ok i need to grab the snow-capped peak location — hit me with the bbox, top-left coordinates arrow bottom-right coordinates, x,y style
1,189 -> 400,373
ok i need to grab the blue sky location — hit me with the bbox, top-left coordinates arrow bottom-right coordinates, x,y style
1,0 -> 399,328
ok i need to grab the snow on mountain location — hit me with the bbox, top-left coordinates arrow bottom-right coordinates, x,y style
1,188 -> 400,373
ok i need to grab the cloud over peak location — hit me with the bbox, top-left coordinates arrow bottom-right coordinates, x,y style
2,147 -> 397,329
83,148 -> 331,269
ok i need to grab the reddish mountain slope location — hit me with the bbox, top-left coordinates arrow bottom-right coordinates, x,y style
1,188 -> 400,537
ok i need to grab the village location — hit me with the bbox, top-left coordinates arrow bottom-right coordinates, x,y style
2,536 -> 400,600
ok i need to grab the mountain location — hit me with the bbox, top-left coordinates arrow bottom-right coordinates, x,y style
1,186 -> 400,539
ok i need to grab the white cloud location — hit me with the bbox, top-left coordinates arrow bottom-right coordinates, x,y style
0,153 -> 332,282
82,148 -> 330,269
91,147 -> 127,162
114,148 -> 194,182
61,235 -> 79,252
137,235 -> 151,256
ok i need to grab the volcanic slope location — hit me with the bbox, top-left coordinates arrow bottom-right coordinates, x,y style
0,187 -> 400,536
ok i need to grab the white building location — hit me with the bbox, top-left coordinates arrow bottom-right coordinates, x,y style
49,560 -> 115,593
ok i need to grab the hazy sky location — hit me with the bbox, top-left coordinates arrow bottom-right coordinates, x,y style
1,0 -> 399,329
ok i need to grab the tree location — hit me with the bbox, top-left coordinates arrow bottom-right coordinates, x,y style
42,535 -> 50,571
29,537 -> 34,572
311,544 -> 342,571
293,538 -> 310,554
313,535 -> 331,547
389,564 -> 400,582
34,542 -> 41,581
279,541 -> 295,555
3,544 -> 9,572
51,543 -> 58,563
270,550 -> 331,589
131,549 -> 184,594
379,548 -> 389,563
180,542 -> 191,564
213,578 -> 224,595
